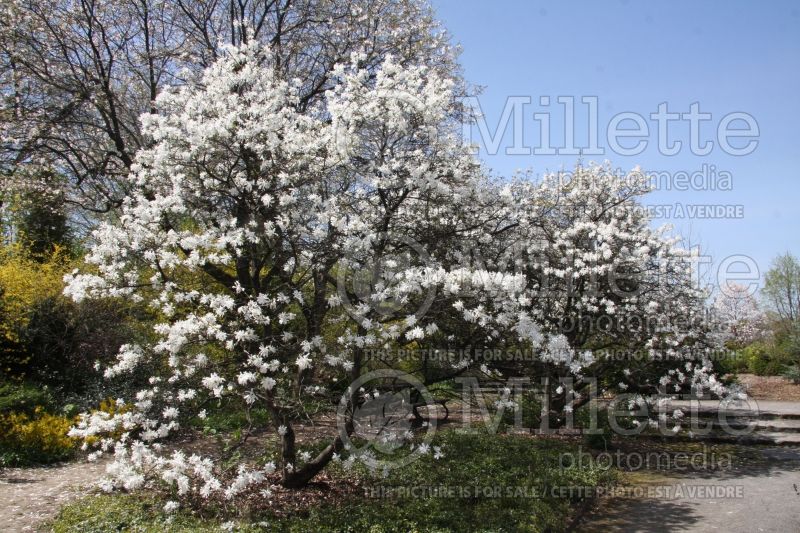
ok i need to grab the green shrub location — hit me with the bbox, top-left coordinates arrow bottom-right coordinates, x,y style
743,342 -> 786,376
782,364 -> 800,385
0,381 -> 72,465
0,381 -> 54,415
0,245 -> 70,369
498,390 -> 542,430
576,403 -> 613,451
21,296 -> 135,395
716,350 -> 749,375
0,242 -> 148,405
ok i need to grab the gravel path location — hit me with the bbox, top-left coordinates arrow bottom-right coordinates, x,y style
580,446 -> 800,532
0,459 -> 107,532
0,419 -> 340,532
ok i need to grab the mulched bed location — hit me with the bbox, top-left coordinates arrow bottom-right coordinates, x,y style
737,374 -> 800,401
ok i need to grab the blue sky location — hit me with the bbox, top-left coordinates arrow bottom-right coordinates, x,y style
432,0 -> 800,288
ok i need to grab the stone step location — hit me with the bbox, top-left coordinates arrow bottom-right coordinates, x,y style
756,432 -> 800,445
637,430 -> 800,446
685,419 -> 800,433
669,400 -> 800,418
603,399 -> 800,445
756,419 -> 800,432
688,411 -> 800,421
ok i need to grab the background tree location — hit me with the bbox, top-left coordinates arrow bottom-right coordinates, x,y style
763,252 -> 800,322
713,282 -> 765,348
721,254 -> 800,377
12,171 -> 73,258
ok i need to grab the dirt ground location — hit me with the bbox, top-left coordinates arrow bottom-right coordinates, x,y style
737,373 -> 800,401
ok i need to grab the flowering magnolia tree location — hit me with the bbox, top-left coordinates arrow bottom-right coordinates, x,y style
713,282 -> 766,347
411,165 -> 731,427
512,167 -> 728,424
64,21 -> 729,508
64,40 -> 497,495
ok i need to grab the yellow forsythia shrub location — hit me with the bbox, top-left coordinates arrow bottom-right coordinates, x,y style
0,244 -> 73,378
0,244 -> 71,345
0,406 -> 78,465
